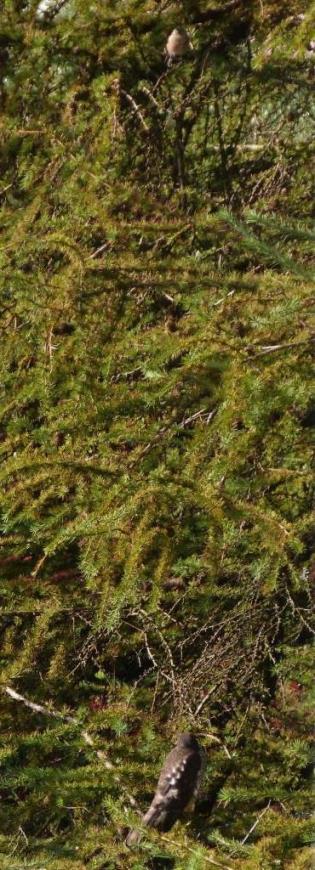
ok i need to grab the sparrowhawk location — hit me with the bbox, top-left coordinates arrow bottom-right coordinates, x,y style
126,733 -> 205,846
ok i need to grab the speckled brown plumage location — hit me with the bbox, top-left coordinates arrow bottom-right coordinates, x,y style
126,733 -> 205,846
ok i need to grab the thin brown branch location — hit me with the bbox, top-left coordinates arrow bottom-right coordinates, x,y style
120,89 -> 149,133
180,408 -> 207,428
240,800 -> 271,846
247,337 -> 314,357
285,585 -> 315,637
139,84 -> 163,114
194,685 -> 218,716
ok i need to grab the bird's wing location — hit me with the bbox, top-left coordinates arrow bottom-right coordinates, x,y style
127,742 -> 205,841
157,746 -> 202,802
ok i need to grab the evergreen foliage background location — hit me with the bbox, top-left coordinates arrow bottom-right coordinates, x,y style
0,0 -> 314,867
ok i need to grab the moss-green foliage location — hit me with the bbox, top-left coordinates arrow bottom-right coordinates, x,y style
0,0 -> 314,867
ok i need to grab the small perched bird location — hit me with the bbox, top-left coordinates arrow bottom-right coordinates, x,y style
126,733 -> 205,846
165,27 -> 192,66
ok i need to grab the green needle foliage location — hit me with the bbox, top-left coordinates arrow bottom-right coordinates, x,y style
0,0 -> 314,867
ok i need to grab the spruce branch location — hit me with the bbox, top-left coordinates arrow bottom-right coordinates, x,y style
160,832 -> 234,870
3,687 -> 139,808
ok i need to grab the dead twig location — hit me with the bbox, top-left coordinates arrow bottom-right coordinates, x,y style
180,408 -> 207,428
120,88 -> 149,133
86,242 -> 111,260
194,685 -> 218,717
285,585 -> 315,637
240,800 -> 271,846
139,84 -> 163,114
247,338 -> 314,358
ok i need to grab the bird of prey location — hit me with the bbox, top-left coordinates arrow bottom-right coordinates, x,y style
165,27 -> 193,66
126,733 -> 205,846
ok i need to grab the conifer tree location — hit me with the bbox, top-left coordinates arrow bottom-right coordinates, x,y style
0,1 -> 313,867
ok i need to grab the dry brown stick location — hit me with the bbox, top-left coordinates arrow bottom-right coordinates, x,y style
194,685 -> 218,716
139,84 -> 163,113
180,408 -> 207,427
240,800 -> 271,846
120,89 -> 149,133
14,129 -> 46,136
86,242 -> 110,260
285,585 -> 315,637
247,338 -> 314,358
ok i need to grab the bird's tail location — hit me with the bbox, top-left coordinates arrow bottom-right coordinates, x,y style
126,803 -> 163,847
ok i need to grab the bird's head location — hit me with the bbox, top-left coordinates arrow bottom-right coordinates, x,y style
173,26 -> 188,37
177,732 -> 199,750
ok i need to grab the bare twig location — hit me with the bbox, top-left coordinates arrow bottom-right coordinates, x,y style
14,129 -> 46,136
180,408 -> 207,428
240,800 -> 271,846
18,827 -> 28,845
139,84 -> 163,114
194,685 -> 218,716
206,408 -> 217,424
120,89 -> 149,133
213,290 -> 235,308
247,337 -> 314,358
86,242 -> 110,260
31,553 -> 47,578
285,585 -> 315,637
